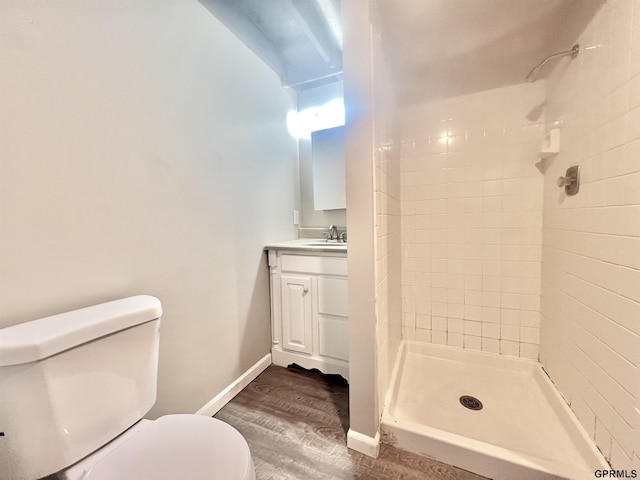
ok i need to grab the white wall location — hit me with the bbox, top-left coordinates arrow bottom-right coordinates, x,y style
343,0 -> 402,455
540,0 -> 640,469
399,83 -> 546,359
0,0 -> 298,416
343,0 -> 379,451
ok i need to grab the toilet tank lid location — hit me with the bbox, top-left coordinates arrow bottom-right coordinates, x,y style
0,295 -> 162,367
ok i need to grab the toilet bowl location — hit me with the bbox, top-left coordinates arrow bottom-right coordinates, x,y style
0,295 -> 256,480
62,415 -> 255,480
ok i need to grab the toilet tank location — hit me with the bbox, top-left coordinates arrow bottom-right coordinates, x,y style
0,295 -> 162,480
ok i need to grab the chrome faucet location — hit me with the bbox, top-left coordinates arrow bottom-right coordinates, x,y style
322,224 -> 339,242
328,224 -> 339,242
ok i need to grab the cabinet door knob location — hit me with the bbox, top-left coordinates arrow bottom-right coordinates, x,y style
303,288 -> 308,294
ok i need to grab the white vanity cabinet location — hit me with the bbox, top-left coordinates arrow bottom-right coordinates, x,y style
267,248 -> 349,380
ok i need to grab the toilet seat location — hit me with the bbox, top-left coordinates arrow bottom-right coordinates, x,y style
67,415 -> 255,480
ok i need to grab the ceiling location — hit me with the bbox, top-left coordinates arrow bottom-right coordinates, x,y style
199,0 -> 342,91
377,0 -> 604,105
200,0 -> 604,104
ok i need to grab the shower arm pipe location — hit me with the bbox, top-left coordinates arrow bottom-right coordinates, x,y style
526,44 -> 580,81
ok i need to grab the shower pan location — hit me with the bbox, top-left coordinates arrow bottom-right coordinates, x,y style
381,342 -> 609,479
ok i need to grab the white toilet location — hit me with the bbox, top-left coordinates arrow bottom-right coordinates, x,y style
0,295 -> 255,480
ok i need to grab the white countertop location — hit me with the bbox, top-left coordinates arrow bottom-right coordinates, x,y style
264,238 -> 347,253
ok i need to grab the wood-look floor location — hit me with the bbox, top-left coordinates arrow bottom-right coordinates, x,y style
215,365 -> 488,480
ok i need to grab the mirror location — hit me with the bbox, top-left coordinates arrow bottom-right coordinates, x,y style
312,125 -> 346,211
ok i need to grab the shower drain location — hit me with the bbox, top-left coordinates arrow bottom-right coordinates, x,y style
459,395 -> 483,411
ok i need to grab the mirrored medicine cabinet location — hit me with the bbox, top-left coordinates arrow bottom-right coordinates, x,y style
311,125 -> 346,211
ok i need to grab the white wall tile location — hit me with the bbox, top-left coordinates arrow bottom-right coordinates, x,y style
432,330 -> 447,345
500,339 -> 519,357
464,335 -> 482,351
482,337 -> 500,354
520,343 -> 539,360
540,0 -> 640,468
415,328 -> 431,343
501,324 -> 520,342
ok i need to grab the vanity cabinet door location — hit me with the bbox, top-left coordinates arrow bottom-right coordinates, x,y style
280,274 -> 313,354
317,276 -> 348,361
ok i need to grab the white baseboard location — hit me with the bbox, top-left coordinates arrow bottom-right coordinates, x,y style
195,353 -> 271,416
347,428 -> 380,458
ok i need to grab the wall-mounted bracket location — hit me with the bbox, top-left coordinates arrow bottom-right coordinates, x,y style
541,128 -> 560,157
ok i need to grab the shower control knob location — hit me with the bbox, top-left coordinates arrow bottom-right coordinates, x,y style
557,176 -> 573,187
557,165 -> 580,195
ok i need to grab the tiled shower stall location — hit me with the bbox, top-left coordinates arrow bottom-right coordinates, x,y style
370,0 -> 640,471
